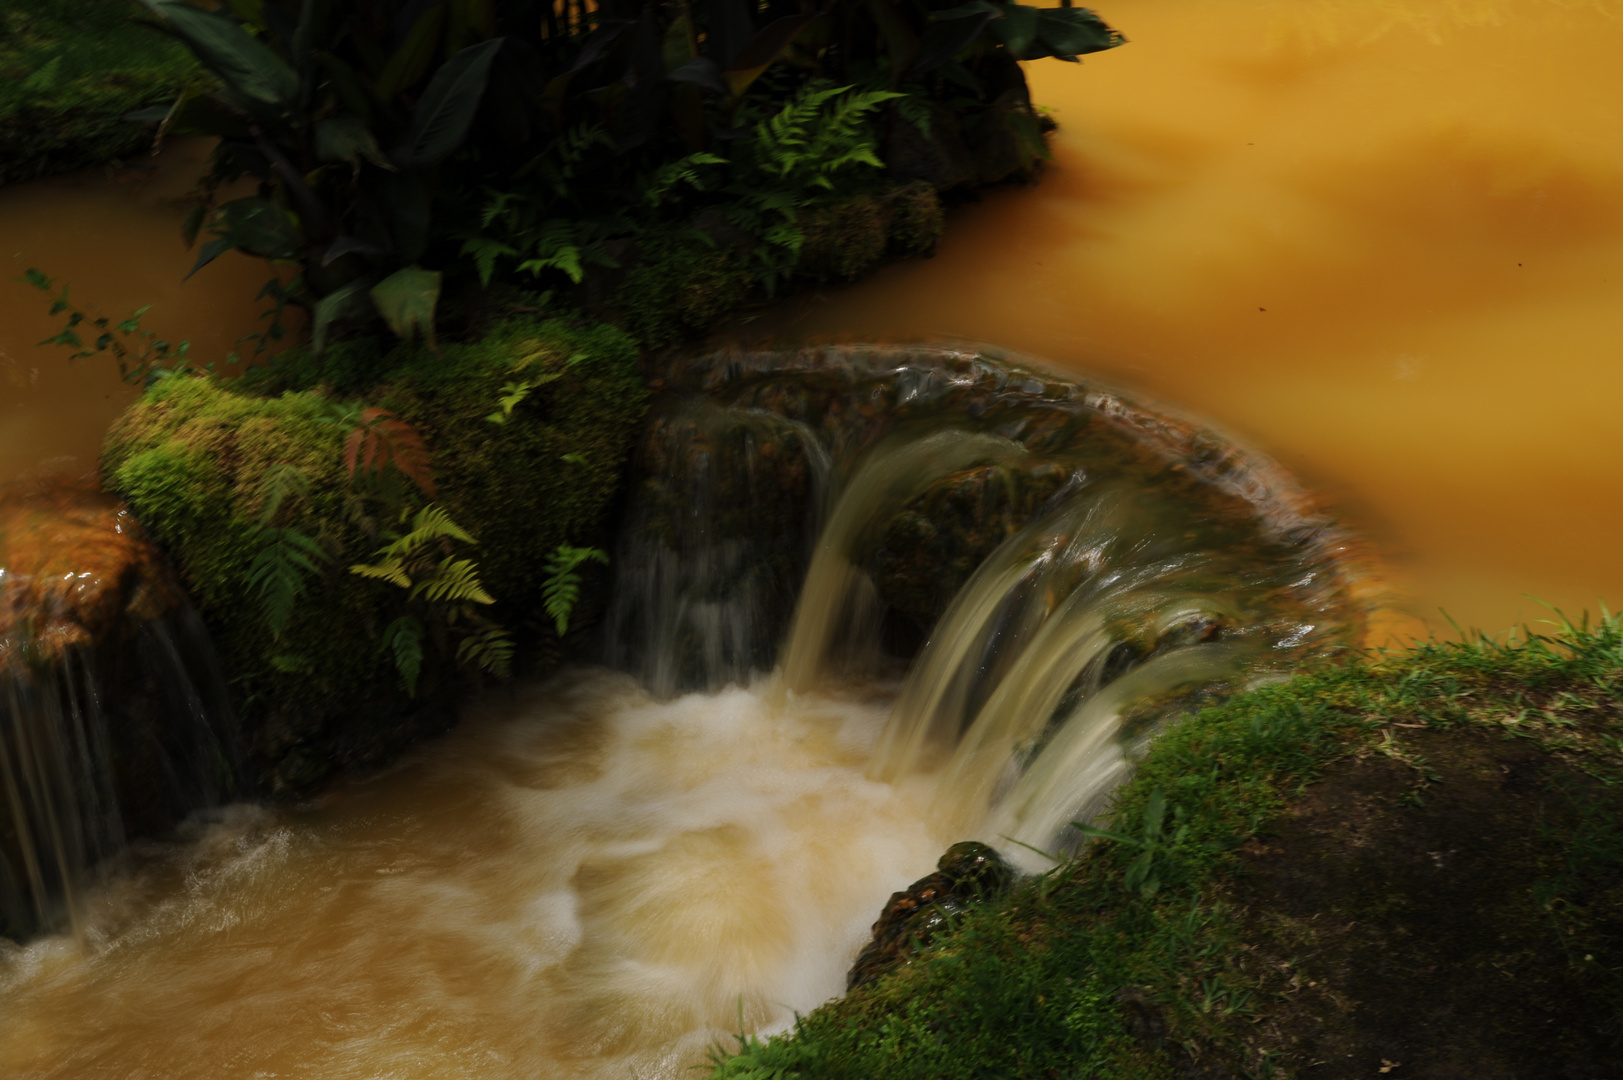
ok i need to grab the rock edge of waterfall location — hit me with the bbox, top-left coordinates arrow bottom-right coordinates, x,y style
709,619 -> 1623,1079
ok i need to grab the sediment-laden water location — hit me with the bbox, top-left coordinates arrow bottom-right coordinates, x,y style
0,345 -> 1360,1077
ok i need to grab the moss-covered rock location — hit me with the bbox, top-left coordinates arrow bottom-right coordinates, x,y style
101,318 -> 646,795
708,621 -> 1623,1080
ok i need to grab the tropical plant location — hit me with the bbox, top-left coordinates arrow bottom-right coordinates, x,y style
126,0 -> 1124,353
18,268 -> 192,384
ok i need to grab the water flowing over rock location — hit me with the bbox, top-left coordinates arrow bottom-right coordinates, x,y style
0,476 -> 236,940
611,344 -> 1378,861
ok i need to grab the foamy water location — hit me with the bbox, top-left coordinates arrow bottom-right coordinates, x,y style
0,670 -> 946,1079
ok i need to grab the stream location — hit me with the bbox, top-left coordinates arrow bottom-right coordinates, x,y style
1,0 -> 1620,1076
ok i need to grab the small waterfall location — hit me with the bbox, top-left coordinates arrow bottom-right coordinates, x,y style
0,611 -> 238,942
0,478 -> 240,941
776,429 -> 1025,694
603,401 -> 831,696
613,345 -> 1369,870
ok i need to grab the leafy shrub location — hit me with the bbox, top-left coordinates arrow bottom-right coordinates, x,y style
102,317 -> 646,794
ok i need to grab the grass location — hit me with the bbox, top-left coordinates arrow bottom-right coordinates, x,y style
0,0 -> 198,185
707,613 -> 1623,1078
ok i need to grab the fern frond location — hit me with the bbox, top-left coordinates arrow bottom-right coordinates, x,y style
383,616 -> 425,696
344,407 -> 436,498
542,544 -> 609,636
411,557 -> 495,605
381,504 -> 477,560
456,622 -> 513,679
349,558 -> 413,588
246,526 -> 329,637
256,463 -> 312,526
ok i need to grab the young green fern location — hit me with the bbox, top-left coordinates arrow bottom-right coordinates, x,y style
543,544 -> 609,637
350,504 -> 512,691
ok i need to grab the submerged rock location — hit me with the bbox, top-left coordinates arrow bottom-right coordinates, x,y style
847,841 -> 1015,991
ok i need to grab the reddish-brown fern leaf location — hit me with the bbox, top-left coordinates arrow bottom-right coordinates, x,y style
344,408 -> 436,498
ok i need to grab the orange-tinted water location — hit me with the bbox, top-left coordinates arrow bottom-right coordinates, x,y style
737,0 -> 1623,640
0,140 -> 281,482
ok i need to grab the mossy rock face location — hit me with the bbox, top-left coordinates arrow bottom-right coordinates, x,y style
0,0 -> 199,185
797,185 -> 946,284
101,318 -> 646,795
870,461 -> 1071,625
847,841 -> 1015,992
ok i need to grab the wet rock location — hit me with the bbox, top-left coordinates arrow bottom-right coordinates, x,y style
0,475 -> 184,664
0,475 -> 234,939
847,841 -> 1015,991
872,461 -> 1071,626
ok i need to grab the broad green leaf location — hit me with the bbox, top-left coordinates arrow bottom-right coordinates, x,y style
215,197 -> 302,259
383,617 -> 424,696
988,3 -> 1038,60
311,274 -> 379,354
722,14 -> 821,101
185,238 -> 234,280
148,1 -> 298,113
376,0 -> 448,100
1032,6 -> 1125,58
395,37 -> 503,169
314,114 -> 394,171
370,266 -> 442,345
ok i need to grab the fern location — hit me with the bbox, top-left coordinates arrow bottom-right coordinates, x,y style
456,621 -> 514,679
543,544 -> 609,636
642,151 -> 727,208
411,557 -> 495,605
384,504 -> 477,558
256,463 -> 311,525
343,407 -> 435,498
383,617 -> 425,696
247,526 -> 329,637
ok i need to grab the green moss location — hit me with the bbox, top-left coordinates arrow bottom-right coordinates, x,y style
710,619 -> 1623,1078
613,231 -> 756,349
0,0 -> 199,184
797,194 -> 888,283
102,318 -> 646,794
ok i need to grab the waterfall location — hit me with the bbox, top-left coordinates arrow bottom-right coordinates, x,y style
608,347 -> 1365,872
0,609 -> 238,942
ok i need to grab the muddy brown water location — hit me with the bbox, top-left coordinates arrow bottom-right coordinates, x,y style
731,0 -> 1623,642
4,0 -> 1623,1075
0,138 -> 286,484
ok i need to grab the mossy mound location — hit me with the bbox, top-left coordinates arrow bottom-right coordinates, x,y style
0,0 -> 198,185
709,619 -> 1623,1079
102,318 -> 646,795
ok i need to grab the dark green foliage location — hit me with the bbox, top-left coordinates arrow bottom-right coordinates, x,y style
709,616 -> 1623,1078
19,267 -> 193,384
542,544 -> 610,636
125,0 -> 1120,351
0,0 -> 197,185
101,317 -> 646,794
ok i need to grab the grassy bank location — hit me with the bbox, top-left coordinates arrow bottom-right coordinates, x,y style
0,0 -> 196,184
711,616 -> 1623,1077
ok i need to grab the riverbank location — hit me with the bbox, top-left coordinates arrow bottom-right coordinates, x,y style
711,616 -> 1623,1078
0,0 -> 196,185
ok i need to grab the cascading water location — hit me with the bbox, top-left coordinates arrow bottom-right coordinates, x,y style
0,348 -> 1369,1079
0,479 -> 239,943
